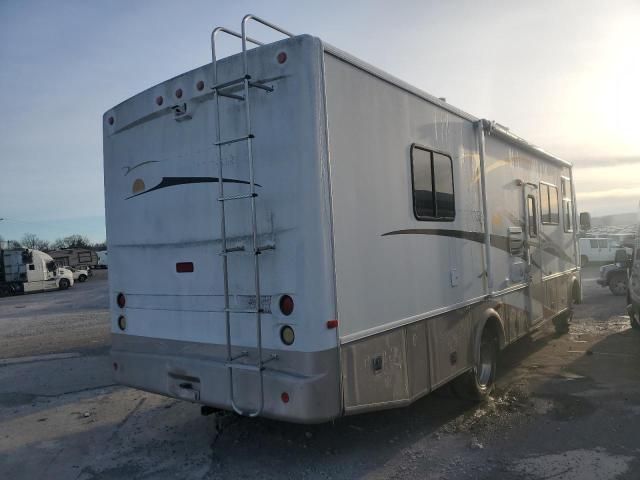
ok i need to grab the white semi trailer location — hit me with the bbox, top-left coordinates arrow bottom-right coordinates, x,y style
104,15 -> 584,423
0,248 -> 74,296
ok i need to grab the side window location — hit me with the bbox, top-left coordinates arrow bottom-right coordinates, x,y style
590,239 -> 599,248
561,177 -> 574,232
28,264 -> 35,271
411,145 -> 455,221
548,185 -> 559,224
540,184 -> 550,223
527,195 -> 538,237
540,183 -> 559,225
598,239 -> 608,249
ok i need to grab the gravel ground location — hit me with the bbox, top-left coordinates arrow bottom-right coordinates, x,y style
1,266 -> 640,479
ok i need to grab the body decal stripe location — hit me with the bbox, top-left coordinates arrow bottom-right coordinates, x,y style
126,176 -> 260,200
382,229 -> 509,253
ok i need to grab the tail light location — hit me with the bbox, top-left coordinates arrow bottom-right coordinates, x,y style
117,315 -> 127,331
280,325 -> 295,345
279,295 -> 294,316
117,293 -> 126,308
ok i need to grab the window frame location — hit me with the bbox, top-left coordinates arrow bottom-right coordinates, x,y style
540,181 -> 560,225
410,144 -> 456,222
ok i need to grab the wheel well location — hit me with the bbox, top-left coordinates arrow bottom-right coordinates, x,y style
572,279 -> 581,304
483,316 -> 506,350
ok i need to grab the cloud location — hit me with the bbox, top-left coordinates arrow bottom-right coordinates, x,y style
578,186 -> 640,200
573,156 -> 640,168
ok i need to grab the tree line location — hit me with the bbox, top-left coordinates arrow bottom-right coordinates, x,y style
0,233 -> 106,251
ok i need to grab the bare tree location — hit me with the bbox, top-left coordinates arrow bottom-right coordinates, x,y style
20,233 -> 50,251
51,234 -> 92,249
7,240 -> 22,248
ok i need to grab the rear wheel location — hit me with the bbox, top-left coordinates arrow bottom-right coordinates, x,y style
608,273 -> 628,296
78,274 -> 87,282
58,278 -> 70,290
453,327 -> 498,401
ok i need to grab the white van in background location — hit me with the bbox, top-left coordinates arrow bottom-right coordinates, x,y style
579,237 -> 631,265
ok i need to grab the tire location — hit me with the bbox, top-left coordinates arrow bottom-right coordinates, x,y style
628,305 -> 640,330
608,273 -> 628,296
58,278 -> 70,290
78,275 -> 87,282
453,328 -> 498,401
581,255 -> 589,267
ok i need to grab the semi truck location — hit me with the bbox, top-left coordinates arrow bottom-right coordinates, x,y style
104,15 -> 584,423
0,248 -> 74,296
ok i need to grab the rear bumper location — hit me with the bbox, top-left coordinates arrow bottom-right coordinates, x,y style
111,334 -> 341,424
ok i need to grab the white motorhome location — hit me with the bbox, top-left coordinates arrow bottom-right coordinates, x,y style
48,248 -> 99,270
104,16 -> 582,423
96,250 -> 108,269
0,248 -> 74,296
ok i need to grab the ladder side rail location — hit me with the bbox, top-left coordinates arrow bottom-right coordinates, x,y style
240,14 -> 294,75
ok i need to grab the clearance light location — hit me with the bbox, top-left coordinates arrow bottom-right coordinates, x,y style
196,80 -> 205,91
117,315 -> 127,331
176,262 -> 194,273
156,96 -> 164,106
117,293 -> 126,308
279,295 -> 294,316
326,319 -> 338,329
280,325 -> 295,345
281,392 -> 290,403
277,52 -> 287,64
175,88 -> 183,98
107,116 -> 114,125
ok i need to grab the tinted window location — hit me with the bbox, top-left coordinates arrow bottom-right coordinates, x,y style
411,145 -> 455,221
598,239 -> 608,248
590,239 -> 599,248
564,200 -> 573,231
548,185 -> 559,224
412,147 -> 433,218
540,184 -> 550,223
433,153 -> 454,218
527,195 -> 538,237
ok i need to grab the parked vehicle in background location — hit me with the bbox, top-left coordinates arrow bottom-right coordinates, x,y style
0,248 -> 74,296
63,266 -> 90,283
597,261 -> 629,296
48,248 -> 98,270
626,226 -> 640,329
96,250 -> 108,269
579,237 -> 631,265
104,15 -> 584,423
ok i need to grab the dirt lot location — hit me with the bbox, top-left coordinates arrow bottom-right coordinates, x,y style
1,266 -> 639,479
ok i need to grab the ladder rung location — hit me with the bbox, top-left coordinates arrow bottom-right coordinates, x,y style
218,192 -> 257,201
214,134 -> 254,146
225,362 -> 263,372
225,308 -> 263,314
248,81 -> 274,92
220,246 -> 245,254
218,92 -> 244,101
211,75 -> 251,91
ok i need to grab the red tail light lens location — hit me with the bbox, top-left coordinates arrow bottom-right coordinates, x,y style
176,262 -> 194,273
107,116 -> 114,125
281,392 -> 290,403
279,295 -> 294,316
117,293 -> 126,308
196,80 -> 205,91
277,52 -> 287,64
326,319 -> 339,329
175,88 -> 183,98
155,96 -> 164,106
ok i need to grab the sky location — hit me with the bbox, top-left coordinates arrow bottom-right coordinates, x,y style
0,0 -> 638,242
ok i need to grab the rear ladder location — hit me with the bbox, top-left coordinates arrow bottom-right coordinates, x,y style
210,15 -> 294,417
